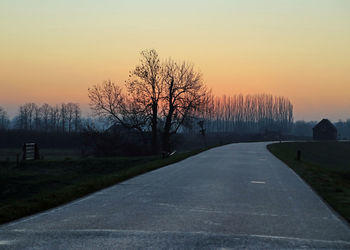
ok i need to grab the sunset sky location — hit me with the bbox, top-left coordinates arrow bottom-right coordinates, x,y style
1,0 -> 349,121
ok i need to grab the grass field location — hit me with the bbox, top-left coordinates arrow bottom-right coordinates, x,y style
0,147 -> 82,161
0,148 -> 205,224
267,141 -> 350,222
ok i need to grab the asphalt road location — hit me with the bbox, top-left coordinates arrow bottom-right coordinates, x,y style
1,142 -> 350,249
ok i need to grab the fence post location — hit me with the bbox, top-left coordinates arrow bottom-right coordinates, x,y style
16,153 -> 20,167
297,150 -> 301,161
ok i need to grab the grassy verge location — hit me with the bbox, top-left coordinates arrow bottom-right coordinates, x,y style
0,148 -> 207,225
267,141 -> 350,222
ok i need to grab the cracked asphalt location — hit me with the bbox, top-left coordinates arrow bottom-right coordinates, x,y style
1,142 -> 350,249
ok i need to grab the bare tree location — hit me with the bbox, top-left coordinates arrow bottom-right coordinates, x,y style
49,105 -> 60,132
15,103 -> 37,130
89,80 -> 126,124
66,103 -> 81,133
0,106 -> 10,130
126,49 -> 163,152
73,103 -> 82,132
40,103 -> 51,132
88,50 -> 209,153
89,80 -> 147,130
161,59 -> 208,151
34,105 -> 41,130
60,103 -> 67,133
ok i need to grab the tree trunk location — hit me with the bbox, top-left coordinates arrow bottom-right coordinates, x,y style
162,78 -> 174,152
151,102 -> 158,153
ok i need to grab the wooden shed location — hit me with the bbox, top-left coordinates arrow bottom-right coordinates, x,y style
313,119 -> 337,140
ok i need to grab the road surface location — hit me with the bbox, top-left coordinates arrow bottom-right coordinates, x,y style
1,142 -> 350,249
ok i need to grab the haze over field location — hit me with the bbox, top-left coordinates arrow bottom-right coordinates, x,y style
1,0 -> 349,120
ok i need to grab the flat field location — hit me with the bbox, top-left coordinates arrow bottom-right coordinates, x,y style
0,147 -> 82,161
268,141 -> 350,222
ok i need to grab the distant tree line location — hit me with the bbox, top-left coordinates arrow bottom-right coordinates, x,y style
1,105 -> 350,152
0,106 -> 10,130
193,94 -> 294,134
0,103 -> 82,133
291,120 -> 317,137
335,120 -> 350,139
2,102 -> 348,139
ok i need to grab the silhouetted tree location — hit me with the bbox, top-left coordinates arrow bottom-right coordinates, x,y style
126,49 -> 163,153
66,103 -> 81,133
0,106 -> 10,130
89,80 -> 147,129
73,103 -> 82,132
15,103 -> 37,130
40,103 -> 51,132
60,103 -> 67,133
88,50 -> 210,153
49,104 -> 60,132
161,59 -> 208,151
34,104 -> 41,130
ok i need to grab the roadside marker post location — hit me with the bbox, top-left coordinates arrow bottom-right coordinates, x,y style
23,143 -> 40,161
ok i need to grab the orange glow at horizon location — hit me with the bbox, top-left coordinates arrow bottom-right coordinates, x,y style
1,0 -> 350,121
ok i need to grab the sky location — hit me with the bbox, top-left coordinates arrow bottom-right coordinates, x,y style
1,0 -> 349,121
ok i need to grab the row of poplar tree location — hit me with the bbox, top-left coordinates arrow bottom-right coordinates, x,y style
194,94 -> 294,134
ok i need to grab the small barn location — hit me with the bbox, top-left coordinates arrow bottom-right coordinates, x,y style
313,119 -> 337,140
